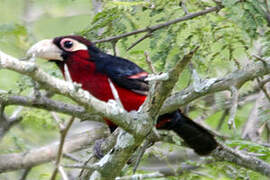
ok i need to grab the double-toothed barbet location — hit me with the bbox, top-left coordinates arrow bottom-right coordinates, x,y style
27,35 -> 217,155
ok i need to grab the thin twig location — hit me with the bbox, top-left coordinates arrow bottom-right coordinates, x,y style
259,1 -> 270,25
92,6 -> 222,43
116,159 -> 214,180
241,92 -> 264,140
58,165 -> 69,180
216,109 -> 229,131
0,103 -> 5,120
264,0 -> 270,14
29,55 -> 41,98
78,154 -> 96,177
132,139 -> 154,174
63,153 -> 81,163
19,167 -> 32,180
266,124 -> 270,143
116,172 -> 164,180
0,91 -> 34,139
253,54 -> 269,65
51,112 -> 65,130
79,129 -> 120,178
144,51 -> 156,73
126,32 -> 152,51
112,40 -> 118,56
256,78 -> 270,102
9,106 -> 24,121
90,170 -> 101,179
64,163 -> 97,170
50,116 -> 75,180
257,122 -> 266,138
259,142 -> 270,148
180,0 -> 189,15
258,77 -> 270,87
9,90 -> 35,121
33,81 -> 41,98
228,86 -> 238,129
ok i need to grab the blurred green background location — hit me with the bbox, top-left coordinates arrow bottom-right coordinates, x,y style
1,0 -> 270,179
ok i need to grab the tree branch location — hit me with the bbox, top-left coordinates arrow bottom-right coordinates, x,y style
92,6 -> 222,44
50,116 -> 75,180
2,59 -> 270,135
144,51 -> 156,73
0,50 -> 148,137
213,143 -> 270,177
0,91 -> 102,122
161,60 -> 270,114
0,125 -> 109,173
0,47 -> 196,179
241,92 -> 264,140
2,43 -> 270,178
19,167 -> 32,180
0,104 -> 22,140
228,86 -> 238,129
142,47 -> 197,120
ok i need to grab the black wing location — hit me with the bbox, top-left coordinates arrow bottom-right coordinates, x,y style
89,45 -> 149,95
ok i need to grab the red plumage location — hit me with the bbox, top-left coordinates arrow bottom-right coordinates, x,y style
57,50 -> 146,130
58,50 -> 146,111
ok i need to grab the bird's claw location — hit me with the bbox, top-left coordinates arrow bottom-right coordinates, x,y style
93,139 -> 105,159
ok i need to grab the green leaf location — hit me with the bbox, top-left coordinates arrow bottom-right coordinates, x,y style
0,24 -> 27,37
223,0 -> 240,7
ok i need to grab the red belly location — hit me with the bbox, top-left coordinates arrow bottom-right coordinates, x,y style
61,52 -> 146,129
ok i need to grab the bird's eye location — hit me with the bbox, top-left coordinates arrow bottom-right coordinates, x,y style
63,41 -> 73,49
60,38 -> 87,52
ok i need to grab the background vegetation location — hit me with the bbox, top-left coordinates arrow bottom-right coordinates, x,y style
1,0 -> 270,179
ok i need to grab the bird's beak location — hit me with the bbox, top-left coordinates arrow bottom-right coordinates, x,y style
27,39 -> 63,61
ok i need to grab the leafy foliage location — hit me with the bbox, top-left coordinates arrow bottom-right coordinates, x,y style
0,23 -> 28,55
1,0 -> 270,179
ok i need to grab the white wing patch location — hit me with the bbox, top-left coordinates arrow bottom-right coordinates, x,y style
108,78 -> 124,109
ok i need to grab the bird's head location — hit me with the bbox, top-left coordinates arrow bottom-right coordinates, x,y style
27,35 -> 93,62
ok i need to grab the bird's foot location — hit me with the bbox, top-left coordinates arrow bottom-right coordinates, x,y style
93,139 -> 105,159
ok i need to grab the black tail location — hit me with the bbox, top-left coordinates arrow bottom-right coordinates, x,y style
156,110 -> 217,155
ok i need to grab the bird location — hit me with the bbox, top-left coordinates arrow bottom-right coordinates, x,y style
27,35 -> 218,155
